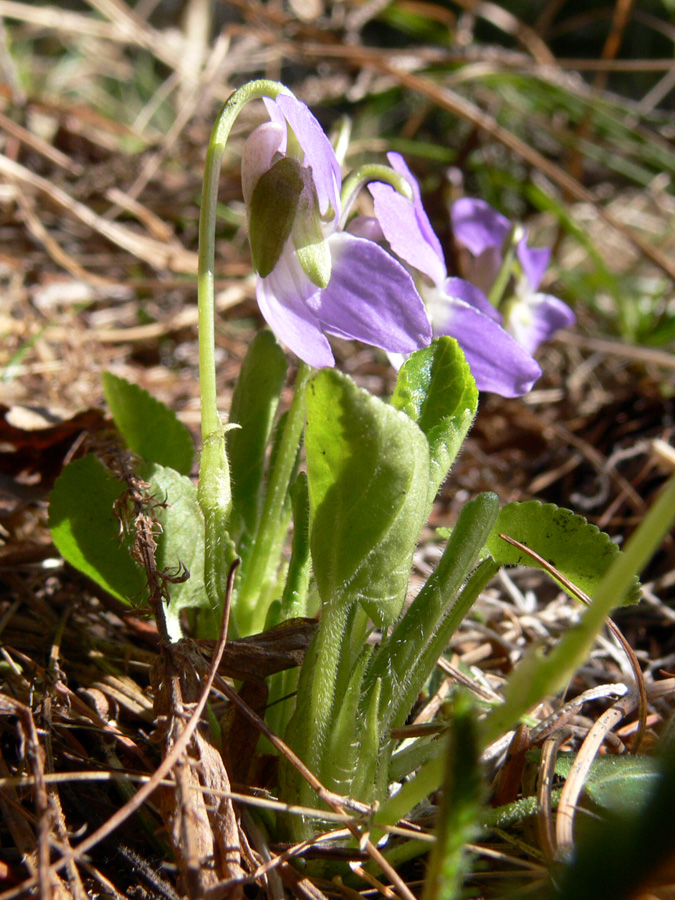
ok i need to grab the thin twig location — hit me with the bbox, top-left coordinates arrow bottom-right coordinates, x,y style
2,562 -> 240,900
283,40 -> 675,282
211,676 -> 418,900
555,678 -> 675,853
498,532 -> 649,751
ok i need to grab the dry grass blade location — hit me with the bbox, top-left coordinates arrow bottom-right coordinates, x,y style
116,32 -> 232,206
537,733 -> 567,863
0,153 -> 197,274
45,283 -> 252,344
566,0 -> 635,183
40,606 -> 89,900
556,678 -> 675,854
555,333 -> 675,372
2,562 -> 241,900
151,638 -> 245,897
11,181 -> 114,288
349,863 -> 402,899
0,109 -> 83,174
493,725 -> 531,808
5,646 -> 153,765
449,0 -> 557,64
653,439 -> 675,470
526,683 -> 631,747
0,771 -> 435,848
210,675 -> 418,900
498,532 -> 650,750
276,861 -> 332,900
0,0 -> 181,69
281,38 -> 675,281
556,697 -> 628,854
0,696 -> 53,898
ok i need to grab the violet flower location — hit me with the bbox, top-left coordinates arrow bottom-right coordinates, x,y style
242,95 -> 431,367
366,153 -> 542,397
451,198 -> 575,355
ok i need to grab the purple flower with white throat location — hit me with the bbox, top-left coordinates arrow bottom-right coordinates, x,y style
451,198 -> 575,355
365,153 -> 542,397
242,95 -> 432,368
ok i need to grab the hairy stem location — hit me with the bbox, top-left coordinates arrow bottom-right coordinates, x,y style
196,80 -> 291,626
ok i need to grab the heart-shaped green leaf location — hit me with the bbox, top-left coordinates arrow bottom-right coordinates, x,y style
49,454 -> 145,604
552,752 -> 660,814
141,462 -> 211,637
102,372 -> 194,475
486,500 -> 642,605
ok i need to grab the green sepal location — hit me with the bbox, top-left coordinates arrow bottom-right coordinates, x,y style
295,238 -> 331,289
249,156 -> 304,277
293,183 -> 332,288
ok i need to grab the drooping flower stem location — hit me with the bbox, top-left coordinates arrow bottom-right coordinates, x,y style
338,164 -> 414,230
235,361 -> 313,636
331,116 -> 352,166
198,79 -> 290,442
487,223 -> 524,310
197,79 -> 291,627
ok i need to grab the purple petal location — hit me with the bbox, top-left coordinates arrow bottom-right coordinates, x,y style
316,233 -> 432,354
431,294 -> 541,397
256,244 -> 335,367
263,96 -> 287,133
451,197 -> 511,256
385,153 -> 446,271
505,293 -> 576,355
274,94 -> 341,221
241,121 -> 286,206
517,239 -> 550,291
458,246 -> 504,297
369,180 -> 447,288
444,276 -> 501,323
346,215 -> 385,242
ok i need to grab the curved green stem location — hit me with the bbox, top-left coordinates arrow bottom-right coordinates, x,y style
198,79 -> 291,443
487,223 -> 524,309
338,164 -> 414,230
197,79 -> 292,627
235,361 -> 313,635
331,115 -> 352,167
